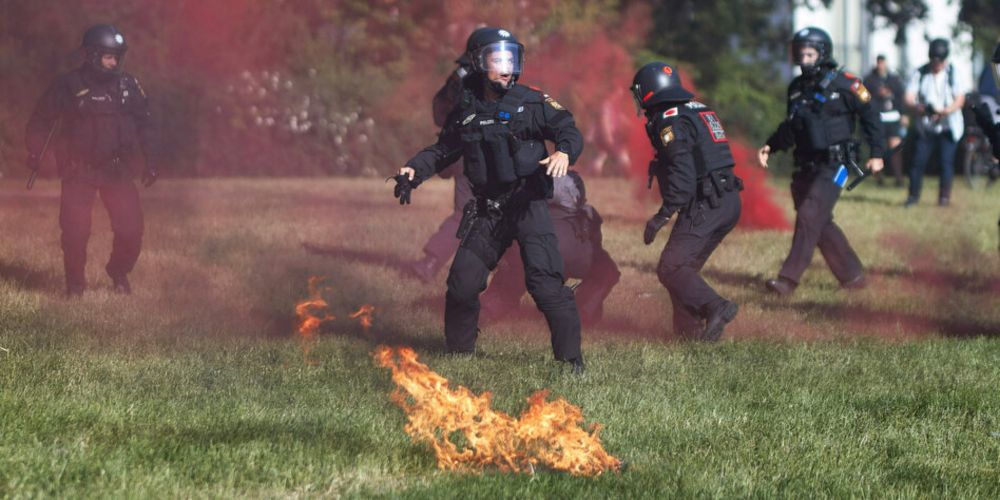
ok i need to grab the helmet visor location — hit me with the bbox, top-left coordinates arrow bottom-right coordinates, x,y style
472,41 -> 524,77
630,83 -> 646,115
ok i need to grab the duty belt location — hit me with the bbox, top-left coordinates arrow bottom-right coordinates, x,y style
694,167 -> 742,210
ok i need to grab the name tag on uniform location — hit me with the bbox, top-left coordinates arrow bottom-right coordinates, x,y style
880,110 -> 901,122
833,164 -> 848,188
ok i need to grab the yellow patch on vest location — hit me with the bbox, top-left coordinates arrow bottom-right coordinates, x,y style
850,80 -> 871,103
660,125 -> 674,146
545,97 -> 564,111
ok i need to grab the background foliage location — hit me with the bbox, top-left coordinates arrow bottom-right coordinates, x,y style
1,0 -> 990,179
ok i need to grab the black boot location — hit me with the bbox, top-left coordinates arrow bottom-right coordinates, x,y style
110,274 -> 131,295
702,300 -> 738,342
566,355 -> 586,375
765,277 -> 797,296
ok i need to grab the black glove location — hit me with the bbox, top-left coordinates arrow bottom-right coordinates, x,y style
391,174 -> 421,205
142,167 -> 159,187
26,153 -> 40,172
643,207 -> 672,245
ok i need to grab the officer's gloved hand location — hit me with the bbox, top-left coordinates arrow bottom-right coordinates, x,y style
26,153 -> 40,172
142,167 -> 159,188
643,207 -> 672,245
390,169 -> 422,205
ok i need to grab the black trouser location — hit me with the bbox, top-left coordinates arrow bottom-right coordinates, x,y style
481,217 -> 619,325
421,174 -> 474,263
60,177 -> 144,290
445,199 -> 581,360
657,188 -> 741,336
778,164 -> 862,284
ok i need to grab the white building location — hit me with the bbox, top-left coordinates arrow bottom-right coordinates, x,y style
792,0 -> 975,85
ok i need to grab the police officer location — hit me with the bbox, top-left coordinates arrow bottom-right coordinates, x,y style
26,24 -> 157,297
757,27 -> 884,296
392,28 -> 586,372
632,62 -> 743,341
480,171 -> 620,326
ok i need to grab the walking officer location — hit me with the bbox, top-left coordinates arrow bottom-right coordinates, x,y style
391,27 -> 586,372
25,24 -> 157,297
632,62 -> 743,341
757,27 -> 884,296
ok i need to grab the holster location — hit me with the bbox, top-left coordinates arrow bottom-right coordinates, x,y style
695,168 -> 742,210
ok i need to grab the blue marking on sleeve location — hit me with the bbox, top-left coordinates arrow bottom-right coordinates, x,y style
833,164 -> 848,187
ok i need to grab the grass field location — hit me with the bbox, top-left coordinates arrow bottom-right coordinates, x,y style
1,175 -> 999,497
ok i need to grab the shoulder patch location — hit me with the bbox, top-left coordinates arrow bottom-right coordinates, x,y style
660,125 -> 674,146
662,107 -> 679,119
849,79 -> 871,103
75,88 -> 90,97
133,77 -> 146,98
545,96 -> 564,111
697,111 -> 728,143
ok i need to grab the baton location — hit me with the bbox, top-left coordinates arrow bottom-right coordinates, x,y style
28,119 -> 60,190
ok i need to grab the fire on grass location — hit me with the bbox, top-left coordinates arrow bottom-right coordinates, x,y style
374,345 -> 622,477
294,276 -> 374,363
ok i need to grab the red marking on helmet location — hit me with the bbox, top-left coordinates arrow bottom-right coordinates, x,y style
662,66 -> 673,75
642,91 -> 654,102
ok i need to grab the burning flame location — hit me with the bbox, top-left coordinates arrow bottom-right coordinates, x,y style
294,276 -> 335,363
374,345 -> 621,476
349,304 -> 376,333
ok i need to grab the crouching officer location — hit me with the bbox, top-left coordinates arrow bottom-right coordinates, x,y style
480,171 -> 621,326
25,24 -> 157,297
757,27 -> 884,296
632,62 -> 743,341
392,27 -> 586,372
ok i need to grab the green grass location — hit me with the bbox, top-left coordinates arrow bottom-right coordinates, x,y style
1,176 -> 998,497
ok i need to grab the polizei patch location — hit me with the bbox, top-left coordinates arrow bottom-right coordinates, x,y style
698,111 -> 728,143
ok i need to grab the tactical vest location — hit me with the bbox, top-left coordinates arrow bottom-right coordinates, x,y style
646,101 -> 734,176
61,71 -> 142,166
454,84 -> 547,187
786,69 -> 854,152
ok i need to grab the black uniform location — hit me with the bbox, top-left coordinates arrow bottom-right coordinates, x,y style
765,67 -> 884,287
480,172 -> 620,326
646,101 -> 742,336
26,66 -> 155,294
406,83 -> 584,360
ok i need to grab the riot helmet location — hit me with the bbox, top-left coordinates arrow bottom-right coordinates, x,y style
791,27 -> 835,76
465,27 -> 524,92
630,62 -> 694,115
928,38 -> 949,61
82,24 -> 128,76
992,42 -> 1000,89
